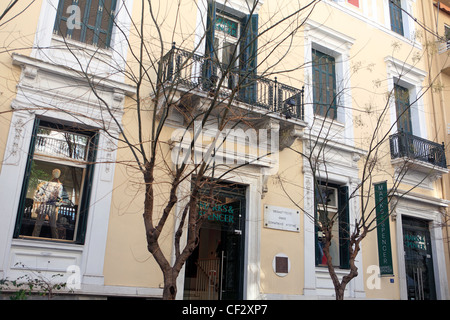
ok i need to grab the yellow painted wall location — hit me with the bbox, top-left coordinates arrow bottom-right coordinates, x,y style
0,1 -> 42,174
102,0 -> 444,298
0,0 -> 447,299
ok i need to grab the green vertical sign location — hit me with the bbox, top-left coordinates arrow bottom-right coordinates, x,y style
374,181 -> 394,276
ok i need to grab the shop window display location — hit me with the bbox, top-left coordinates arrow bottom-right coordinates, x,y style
14,121 -> 97,243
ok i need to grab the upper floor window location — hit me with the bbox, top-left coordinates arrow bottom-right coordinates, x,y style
204,1 -> 258,101
389,0 -> 404,36
312,49 -> 337,120
445,25 -> 450,50
53,0 -> 117,49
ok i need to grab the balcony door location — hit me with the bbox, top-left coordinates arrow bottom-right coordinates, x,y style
204,2 -> 258,103
394,84 -> 412,134
213,14 -> 240,90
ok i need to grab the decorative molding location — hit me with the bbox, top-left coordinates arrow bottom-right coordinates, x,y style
12,53 -> 136,96
3,115 -> 27,166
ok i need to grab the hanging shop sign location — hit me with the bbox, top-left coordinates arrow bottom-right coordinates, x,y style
374,181 -> 394,276
264,205 -> 300,232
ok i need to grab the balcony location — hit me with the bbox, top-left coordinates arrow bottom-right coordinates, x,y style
389,131 -> 447,169
437,40 -> 450,76
159,46 -> 305,121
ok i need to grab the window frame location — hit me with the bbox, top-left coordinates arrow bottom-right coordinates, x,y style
53,0 -> 117,49
204,1 -> 258,102
315,183 -> 350,269
312,49 -> 338,120
385,56 -> 427,139
394,84 -> 413,134
13,118 -> 99,244
389,0 -> 404,36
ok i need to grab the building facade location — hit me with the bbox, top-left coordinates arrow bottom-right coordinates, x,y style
0,0 -> 449,300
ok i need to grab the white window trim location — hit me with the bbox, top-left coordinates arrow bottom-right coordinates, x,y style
194,0 -> 264,57
31,0 -> 134,82
303,169 -> 365,298
0,111 -> 120,288
323,0 -> 421,49
304,19 -> 356,146
385,55 -> 427,139
383,0 -> 417,42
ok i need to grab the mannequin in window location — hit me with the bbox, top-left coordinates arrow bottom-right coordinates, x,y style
317,221 -> 327,265
32,168 -> 69,239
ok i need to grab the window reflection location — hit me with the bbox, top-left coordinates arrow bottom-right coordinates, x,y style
19,126 -> 91,241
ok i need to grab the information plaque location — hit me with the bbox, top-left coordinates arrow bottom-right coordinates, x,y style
264,205 -> 300,232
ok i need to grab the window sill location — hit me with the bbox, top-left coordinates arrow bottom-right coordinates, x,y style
51,35 -> 113,58
315,266 -> 350,274
11,238 -> 84,251
313,114 -> 345,127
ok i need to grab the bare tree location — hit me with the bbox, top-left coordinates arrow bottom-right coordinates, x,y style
278,40 -> 448,299
2,0 -> 447,301
59,0 -> 321,299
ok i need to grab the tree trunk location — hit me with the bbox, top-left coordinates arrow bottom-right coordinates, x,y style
335,287 -> 345,300
162,270 -> 178,300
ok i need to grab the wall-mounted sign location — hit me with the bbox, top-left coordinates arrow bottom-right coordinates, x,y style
272,253 -> 290,277
374,181 -> 394,276
264,205 -> 300,232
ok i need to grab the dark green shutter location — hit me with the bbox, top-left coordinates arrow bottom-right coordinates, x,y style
203,1 -> 216,89
394,84 -> 412,134
338,185 -> 350,269
239,13 -> 258,104
312,49 -> 337,119
314,187 -> 321,266
53,0 -> 116,48
13,117 -> 41,238
76,131 -> 99,244
389,0 -> 404,36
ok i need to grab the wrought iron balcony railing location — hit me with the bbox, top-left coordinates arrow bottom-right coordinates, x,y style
389,131 -> 447,169
160,46 -> 304,120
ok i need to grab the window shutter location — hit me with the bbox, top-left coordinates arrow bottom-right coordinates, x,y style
203,1 -> 216,89
76,131 -> 99,244
338,185 -> 350,269
389,0 -> 404,36
53,0 -> 116,48
314,187 -> 321,266
312,49 -> 337,119
394,84 -> 412,134
239,13 -> 258,104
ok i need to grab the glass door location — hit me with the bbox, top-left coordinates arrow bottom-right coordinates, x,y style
183,184 -> 246,300
403,217 -> 436,300
213,14 -> 240,90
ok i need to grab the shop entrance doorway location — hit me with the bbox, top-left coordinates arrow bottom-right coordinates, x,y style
183,184 -> 246,300
403,217 -> 436,300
